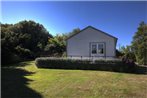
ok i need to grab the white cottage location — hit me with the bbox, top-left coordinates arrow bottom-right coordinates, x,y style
66,26 -> 117,58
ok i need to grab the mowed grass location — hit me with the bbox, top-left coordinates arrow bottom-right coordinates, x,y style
2,61 -> 147,98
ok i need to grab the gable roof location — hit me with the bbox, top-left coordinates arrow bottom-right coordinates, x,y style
66,26 -> 118,40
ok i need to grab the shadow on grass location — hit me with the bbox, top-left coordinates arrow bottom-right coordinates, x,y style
2,61 -> 34,67
2,67 -> 42,98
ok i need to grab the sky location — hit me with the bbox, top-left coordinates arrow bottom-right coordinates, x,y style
1,1 -> 147,48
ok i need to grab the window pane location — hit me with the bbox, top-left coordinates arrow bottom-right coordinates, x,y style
92,44 -> 97,54
99,44 -> 103,48
98,44 -> 104,54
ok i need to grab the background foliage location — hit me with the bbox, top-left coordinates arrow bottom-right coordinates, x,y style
132,22 -> 147,65
119,22 -> 147,65
1,20 -> 146,65
1,20 -> 80,65
1,20 -> 52,65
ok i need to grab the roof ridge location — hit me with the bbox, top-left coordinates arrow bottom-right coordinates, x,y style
66,26 -> 118,40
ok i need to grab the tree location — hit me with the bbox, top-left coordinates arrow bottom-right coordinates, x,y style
44,34 -> 66,56
10,20 -> 52,54
67,28 -> 80,37
132,22 -> 147,65
1,20 -> 53,65
119,45 -> 136,61
1,24 -> 21,64
116,49 -> 124,58
44,28 -> 80,57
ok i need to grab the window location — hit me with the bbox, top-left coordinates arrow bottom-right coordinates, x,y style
98,44 -> 104,54
92,44 -> 97,54
91,43 -> 104,55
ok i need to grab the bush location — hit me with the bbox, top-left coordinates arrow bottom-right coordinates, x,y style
62,52 -> 67,57
1,52 -> 21,66
15,46 -> 34,59
35,57 -> 136,73
35,57 -> 90,69
116,49 -> 124,58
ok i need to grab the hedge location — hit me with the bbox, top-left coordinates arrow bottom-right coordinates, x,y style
35,57 -> 136,73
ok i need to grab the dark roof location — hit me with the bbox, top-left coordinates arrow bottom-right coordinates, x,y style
66,26 -> 118,40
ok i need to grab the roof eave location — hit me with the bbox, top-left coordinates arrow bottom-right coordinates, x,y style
66,25 -> 118,41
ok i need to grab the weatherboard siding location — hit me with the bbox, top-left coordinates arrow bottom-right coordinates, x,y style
67,27 -> 116,57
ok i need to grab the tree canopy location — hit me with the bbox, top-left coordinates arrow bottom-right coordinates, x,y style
2,20 -> 147,66
67,28 -> 80,38
1,20 -> 81,65
131,22 -> 147,65
1,20 -> 52,65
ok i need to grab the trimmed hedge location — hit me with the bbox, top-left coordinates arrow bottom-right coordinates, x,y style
35,57 -> 136,73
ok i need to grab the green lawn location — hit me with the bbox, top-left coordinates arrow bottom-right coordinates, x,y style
2,61 -> 147,98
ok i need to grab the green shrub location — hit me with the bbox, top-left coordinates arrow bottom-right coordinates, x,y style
1,52 -> 21,66
35,57 -> 136,73
15,46 -> 33,59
